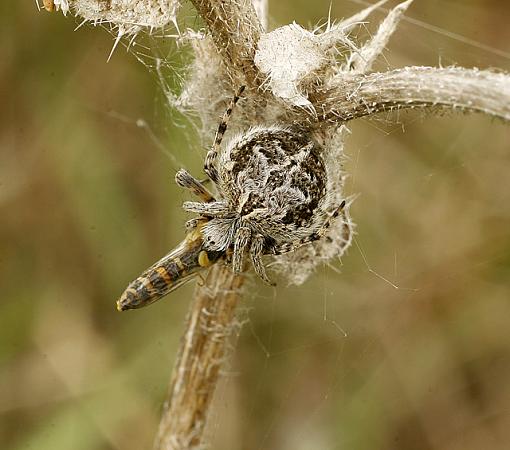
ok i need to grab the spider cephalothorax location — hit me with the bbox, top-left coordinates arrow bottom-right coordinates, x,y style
117,87 -> 345,311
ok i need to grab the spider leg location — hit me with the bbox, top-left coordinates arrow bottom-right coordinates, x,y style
338,209 -> 354,250
185,218 -> 201,231
271,200 -> 347,256
250,234 -> 275,285
183,201 -> 231,217
175,168 -> 216,202
204,85 -> 246,183
232,226 -> 251,274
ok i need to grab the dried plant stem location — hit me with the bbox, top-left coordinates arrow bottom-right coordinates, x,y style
153,264 -> 244,450
315,67 -> 510,122
188,0 -> 263,87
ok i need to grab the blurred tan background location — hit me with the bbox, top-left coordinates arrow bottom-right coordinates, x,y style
2,1 -> 510,449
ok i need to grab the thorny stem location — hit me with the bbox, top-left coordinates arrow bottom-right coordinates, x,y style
313,67 -> 510,123
188,0 -> 263,88
153,264 -> 244,450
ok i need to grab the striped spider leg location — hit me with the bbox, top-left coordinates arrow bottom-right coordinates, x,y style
204,85 -> 246,184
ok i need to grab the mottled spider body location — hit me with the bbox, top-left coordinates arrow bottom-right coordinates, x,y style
221,126 -> 327,231
194,126 -> 333,277
117,87 -> 345,311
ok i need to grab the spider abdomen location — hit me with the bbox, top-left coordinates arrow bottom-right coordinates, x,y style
219,126 -> 327,230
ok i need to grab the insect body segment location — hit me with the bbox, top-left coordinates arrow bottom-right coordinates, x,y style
117,224 -> 223,311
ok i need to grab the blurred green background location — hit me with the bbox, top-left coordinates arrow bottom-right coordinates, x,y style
2,1 -> 510,449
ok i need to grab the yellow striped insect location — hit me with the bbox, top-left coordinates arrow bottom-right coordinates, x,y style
117,222 -> 223,311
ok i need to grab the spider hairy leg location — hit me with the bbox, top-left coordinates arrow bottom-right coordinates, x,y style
271,200 -> 347,256
185,218 -> 201,231
182,201 -> 231,217
250,234 -> 275,285
175,169 -> 216,202
204,85 -> 246,183
232,226 -> 251,274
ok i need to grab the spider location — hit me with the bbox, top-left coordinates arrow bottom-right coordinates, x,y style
117,86 -> 346,311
